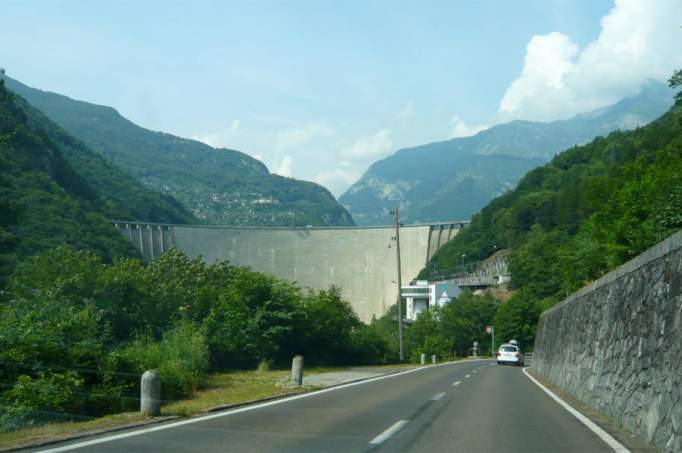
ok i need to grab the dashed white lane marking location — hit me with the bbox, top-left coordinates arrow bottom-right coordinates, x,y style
465,374 -> 471,378
431,392 -> 446,401
452,381 -> 461,386
522,368 -> 629,453
369,420 -> 410,445
472,370 -> 478,374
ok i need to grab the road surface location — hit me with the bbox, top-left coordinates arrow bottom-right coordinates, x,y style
40,360 -> 614,452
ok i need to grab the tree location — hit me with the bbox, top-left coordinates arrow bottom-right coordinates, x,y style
670,68 -> 682,102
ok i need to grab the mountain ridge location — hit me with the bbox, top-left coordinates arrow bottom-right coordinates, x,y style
340,82 -> 675,225
5,77 -> 354,227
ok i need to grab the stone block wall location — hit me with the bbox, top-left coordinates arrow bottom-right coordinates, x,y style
532,230 -> 682,451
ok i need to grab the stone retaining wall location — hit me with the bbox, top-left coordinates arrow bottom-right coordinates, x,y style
532,230 -> 682,451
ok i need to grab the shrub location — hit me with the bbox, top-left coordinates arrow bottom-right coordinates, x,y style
0,371 -> 83,432
114,321 -> 209,401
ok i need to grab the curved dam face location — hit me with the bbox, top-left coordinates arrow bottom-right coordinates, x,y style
113,221 -> 466,322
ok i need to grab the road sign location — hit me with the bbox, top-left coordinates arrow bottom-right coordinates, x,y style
485,325 -> 493,334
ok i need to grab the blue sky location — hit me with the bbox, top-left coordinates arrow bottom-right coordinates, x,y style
1,0 -> 680,195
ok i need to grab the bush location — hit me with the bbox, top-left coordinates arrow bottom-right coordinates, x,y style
114,321 -> 209,401
0,372 -> 83,432
0,246 -> 393,431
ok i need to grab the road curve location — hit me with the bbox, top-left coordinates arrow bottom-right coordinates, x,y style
39,360 -> 613,452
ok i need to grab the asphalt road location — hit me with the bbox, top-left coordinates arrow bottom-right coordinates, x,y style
41,360 -> 614,452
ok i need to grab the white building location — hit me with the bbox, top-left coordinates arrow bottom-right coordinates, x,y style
403,280 -> 460,321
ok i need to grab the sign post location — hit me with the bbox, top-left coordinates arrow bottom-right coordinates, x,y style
485,325 -> 495,356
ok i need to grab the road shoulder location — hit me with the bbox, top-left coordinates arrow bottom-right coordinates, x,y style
524,368 -> 658,453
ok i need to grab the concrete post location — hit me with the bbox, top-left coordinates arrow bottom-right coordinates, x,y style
432,354 -> 437,365
291,355 -> 304,386
420,353 -> 426,365
140,370 -> 161,416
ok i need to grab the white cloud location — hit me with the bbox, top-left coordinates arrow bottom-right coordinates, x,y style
341,129 -> 392,161
274,155 -> 293,177
499,0 -> 682,121
276,123 -> 334,150
395,101 -> 415,122
450,115 -> 487,138
230,119 -> 241,134
314,168 -> 360,197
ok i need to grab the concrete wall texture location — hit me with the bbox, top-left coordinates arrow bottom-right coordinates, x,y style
532,229 -> 682,451
113,222 -> 464,322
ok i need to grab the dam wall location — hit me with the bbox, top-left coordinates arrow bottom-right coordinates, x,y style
113,221 -> 465,322
532,230 -> 682,451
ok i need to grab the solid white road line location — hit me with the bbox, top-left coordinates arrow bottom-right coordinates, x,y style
522,368 -> 630,453
369,420 -> 409,445
41,359 -> 493,452
452,381 -> 461,386
431,392 -> 446,401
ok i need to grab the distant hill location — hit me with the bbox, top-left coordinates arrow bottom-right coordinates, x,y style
6,77 -> 354,227
0,79 -> 137,285
340,82 -> 675,225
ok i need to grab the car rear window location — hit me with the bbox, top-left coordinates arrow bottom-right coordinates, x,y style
501,346 -> 517,352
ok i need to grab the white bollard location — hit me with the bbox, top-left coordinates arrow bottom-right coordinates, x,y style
432,354 -> 437,365
291,355 -> 304,386
140,370 -> 161,416
420,353 -> 426,365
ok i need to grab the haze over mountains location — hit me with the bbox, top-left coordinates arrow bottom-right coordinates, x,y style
340,82 -> 675,225
5,77 -> 354,227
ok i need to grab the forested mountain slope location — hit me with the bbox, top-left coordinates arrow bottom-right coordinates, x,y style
10,94 -> 197,225
340,83 -> 674,225
6,77 -> 354,227
422,92 -> 682,346
0,80 -> 136,285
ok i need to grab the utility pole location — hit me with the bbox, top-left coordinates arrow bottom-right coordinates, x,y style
392,207 -> 404,361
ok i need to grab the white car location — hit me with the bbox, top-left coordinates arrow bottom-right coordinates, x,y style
496,343 -> 524,366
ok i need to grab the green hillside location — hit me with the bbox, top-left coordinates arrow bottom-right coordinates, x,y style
10,95 -> 197,225
340,83 -> 674,225
422,83 -> 682,346
0,79 -> 137,285
5,77 -> 354,227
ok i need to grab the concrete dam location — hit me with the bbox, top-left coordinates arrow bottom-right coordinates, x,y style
113,221 -> 467,322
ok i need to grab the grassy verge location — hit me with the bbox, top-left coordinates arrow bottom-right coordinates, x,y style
0,412 -> 158,450
0,364 -> 413,450
160,369 -> 309,417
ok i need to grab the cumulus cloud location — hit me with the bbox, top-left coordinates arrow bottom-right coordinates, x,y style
273,155 -> 293,177
341,129 -> 393,161
450,115 -> 487,138
276,123 -> 334,150
499,0 -> 682,121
